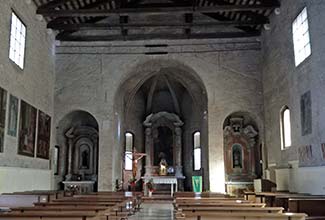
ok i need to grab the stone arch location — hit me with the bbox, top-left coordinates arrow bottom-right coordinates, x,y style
223,111 -> 261,196
55,110 -> 99,191
113,59 -> 209,191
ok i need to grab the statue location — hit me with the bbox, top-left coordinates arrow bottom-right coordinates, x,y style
81,150 -> 89,169
159,158 -> 168,176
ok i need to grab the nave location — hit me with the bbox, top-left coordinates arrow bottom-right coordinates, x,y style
129,202 -> 174,220
1,190 -> 325,220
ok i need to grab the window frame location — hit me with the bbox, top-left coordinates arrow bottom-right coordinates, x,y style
124,132 -> 134,171
292,7 -> 312,67
8,10 -> 27,70
193,131 -> 201,171
280,106 -> 292,150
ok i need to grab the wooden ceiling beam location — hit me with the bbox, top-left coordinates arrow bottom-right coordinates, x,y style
49,20 -> 266,30
56,31 -> 261,41
48,21 -> 264,31
47,0 -> 111,28
37,4 -> 280,17
37,0 -> 74,11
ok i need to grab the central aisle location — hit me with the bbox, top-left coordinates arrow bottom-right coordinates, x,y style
129,202 -> 174,220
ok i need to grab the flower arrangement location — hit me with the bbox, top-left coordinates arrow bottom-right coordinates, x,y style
128,177 -> 137,187
146,178 -> 155,192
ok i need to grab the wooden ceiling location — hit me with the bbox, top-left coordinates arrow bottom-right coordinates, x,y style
33,0 -> 280,41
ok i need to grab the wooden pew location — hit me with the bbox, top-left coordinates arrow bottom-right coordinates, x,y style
255,192 -> 309,207
2,190 -> 64,203
177,212 -> 307,220
0,191 -> 136,220
288,197 -> 325,216
174,192 -> 230,198
180,206 -> 284,214
0,195 -> 40,207
0,211 -> 100,220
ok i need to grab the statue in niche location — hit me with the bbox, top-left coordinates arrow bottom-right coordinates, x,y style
232,145 -> 243,168
159,158 -> 168,176
81,149 -> 90,169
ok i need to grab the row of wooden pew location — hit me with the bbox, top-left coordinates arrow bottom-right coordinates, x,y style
245,191 -> 325,217
0,190 -> 142,220
173,192 -> 308,220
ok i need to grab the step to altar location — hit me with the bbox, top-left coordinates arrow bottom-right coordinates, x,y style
142,194 -> 173,201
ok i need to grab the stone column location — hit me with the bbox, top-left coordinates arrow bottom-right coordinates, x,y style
144,127 -> 153,176
174,127 -> 183,178
65,138 -> 74,180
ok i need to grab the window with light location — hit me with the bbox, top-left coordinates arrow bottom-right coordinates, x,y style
193,131 -> 201,171
9,12 -> 26,69
124,132 -> 133,170
280,107 -> 292,149
292,7 -> 311,66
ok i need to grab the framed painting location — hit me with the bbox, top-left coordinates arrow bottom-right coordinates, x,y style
36,110 -> 51,159
7,95 -> 18,137
0,87 -> 7,152
18,100 -> 37,157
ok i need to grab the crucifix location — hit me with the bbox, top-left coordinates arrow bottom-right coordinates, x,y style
125,151 -> 146,179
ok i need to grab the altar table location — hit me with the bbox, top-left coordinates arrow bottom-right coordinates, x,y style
142,176 -> 179,196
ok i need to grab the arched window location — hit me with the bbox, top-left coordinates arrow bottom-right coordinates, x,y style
124,132 -> 133,170
193,131 -> 201,171
280,107 -> 292,149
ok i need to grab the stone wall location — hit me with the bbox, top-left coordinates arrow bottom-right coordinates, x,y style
0,0 -> 55,192
262,0 -> 325,194
55,39 -> 263,192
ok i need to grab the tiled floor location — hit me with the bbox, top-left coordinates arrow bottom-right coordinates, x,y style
129,202 -> 174,220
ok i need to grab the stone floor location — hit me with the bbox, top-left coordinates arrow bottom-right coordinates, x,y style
129,202 -> 174,220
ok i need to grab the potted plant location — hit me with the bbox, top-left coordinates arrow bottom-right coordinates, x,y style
146,178 -> 154,197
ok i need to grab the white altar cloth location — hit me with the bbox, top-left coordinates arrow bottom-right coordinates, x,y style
142,176 -> 179,196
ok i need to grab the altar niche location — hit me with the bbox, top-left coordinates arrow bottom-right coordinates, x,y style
223,113 -> 260,196
143,111 -> 184,178
153,126 -> 173,166
56,110 -> 99,192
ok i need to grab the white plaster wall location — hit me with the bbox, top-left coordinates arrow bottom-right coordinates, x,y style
275,166 -> 325,195
262,0 -> 325,195
0,167 -> 51,194
0,0 -> 55,191
55,40 -> 264,192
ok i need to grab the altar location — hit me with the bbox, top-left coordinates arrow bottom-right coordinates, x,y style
62,181 -> 95,194
142,176 -> 184,196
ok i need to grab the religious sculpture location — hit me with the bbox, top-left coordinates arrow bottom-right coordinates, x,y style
159,158 -> 168,176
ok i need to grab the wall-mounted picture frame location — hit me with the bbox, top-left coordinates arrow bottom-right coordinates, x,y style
7,95 -> 18,137
36,110 -> 51,159
18,100 -> 37,157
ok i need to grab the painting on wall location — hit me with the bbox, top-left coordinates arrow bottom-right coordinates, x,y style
0,87 -> 7,152
298,145 -> 314,167
36,110 -> 51,159
301,91 -> 312,136
18,100 -> 37,157
7,95 -> 18,137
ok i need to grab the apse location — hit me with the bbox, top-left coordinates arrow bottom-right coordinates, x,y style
114,61 -> 208,191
